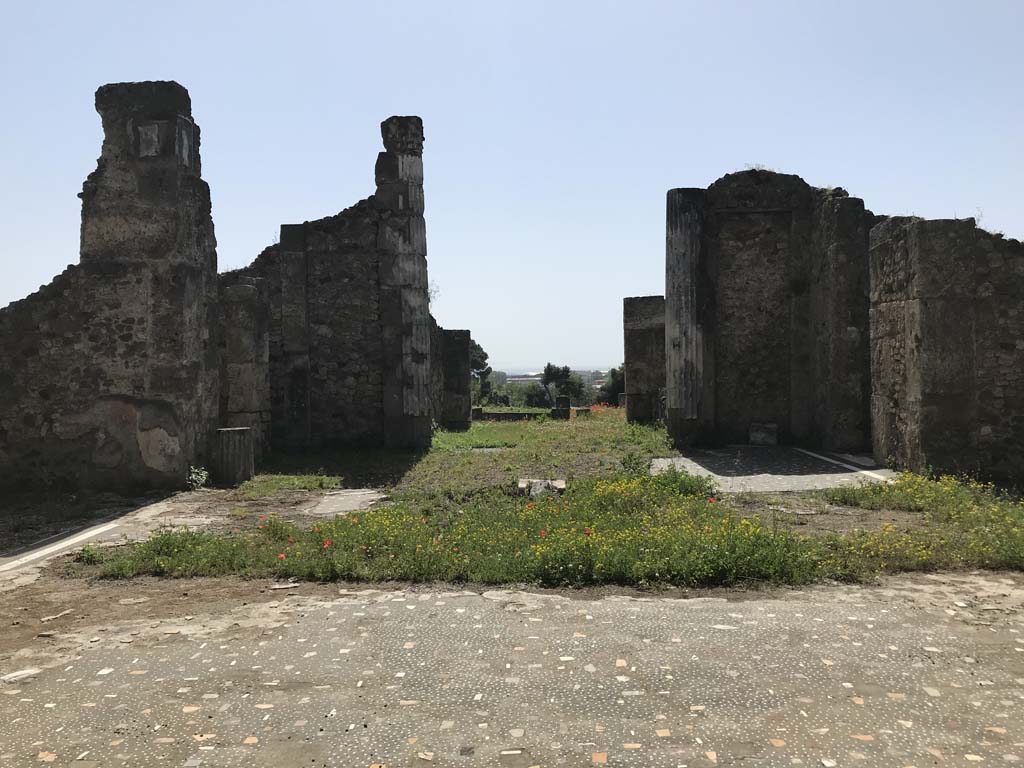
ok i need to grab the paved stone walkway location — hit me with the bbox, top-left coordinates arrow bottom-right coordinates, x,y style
652,447 -> 895,493
2,575 -> 1023,767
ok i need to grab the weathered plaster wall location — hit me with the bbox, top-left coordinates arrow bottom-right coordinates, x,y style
665,170 -> 871,451
0,81 -> 219,490
623,295 -> 665,424
870,217 -> 1024,478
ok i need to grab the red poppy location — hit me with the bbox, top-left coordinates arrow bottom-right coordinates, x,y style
584,528 -> 592,536
259,516 -> 267,522
277,553 -> 285,560
708,498 -> 715,504
323,540 -> 331,549
539,530 -> 547,537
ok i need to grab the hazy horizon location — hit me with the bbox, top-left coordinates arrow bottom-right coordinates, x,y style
1,1 -> 1021,369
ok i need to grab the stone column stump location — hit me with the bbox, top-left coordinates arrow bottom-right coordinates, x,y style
551,396 -> 571,421
212,427 -> 254,486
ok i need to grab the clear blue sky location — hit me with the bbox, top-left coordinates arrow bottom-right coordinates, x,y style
1,1 -> 1021,372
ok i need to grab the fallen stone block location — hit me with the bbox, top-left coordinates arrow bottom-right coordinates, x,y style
516,479 -> 567,497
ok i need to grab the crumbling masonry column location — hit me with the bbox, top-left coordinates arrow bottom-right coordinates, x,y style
375,117 -> 432,449
664,189 -> 707,447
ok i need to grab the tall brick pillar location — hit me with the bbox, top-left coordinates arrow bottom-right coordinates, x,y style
375,117 -> 432,449
665,189 -> 707,447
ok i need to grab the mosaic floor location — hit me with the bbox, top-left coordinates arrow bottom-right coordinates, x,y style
2,575 -> 1023,766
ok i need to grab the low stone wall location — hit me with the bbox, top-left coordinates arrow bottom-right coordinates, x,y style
476,411 -> 548,422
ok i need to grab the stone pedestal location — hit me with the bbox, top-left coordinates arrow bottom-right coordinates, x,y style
551,395 -> 571,421
211,427 -> 254,486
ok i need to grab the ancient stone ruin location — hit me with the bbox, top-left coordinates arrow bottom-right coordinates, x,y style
626,169 -> 1024,479
0,81 -> 472,492
622,295 -> 665,424
870,217 -> 1024,478
222,113 -> 470,452
662,172 -> 871,452
0,83 -> 220,490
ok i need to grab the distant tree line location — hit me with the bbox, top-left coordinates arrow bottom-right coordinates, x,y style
468,341 -> 626,408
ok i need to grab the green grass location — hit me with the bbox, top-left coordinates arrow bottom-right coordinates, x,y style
82,411 -> 1024,588
237,473 -> 342,499
91,470 -> 1024,587
237,407 -> 674,498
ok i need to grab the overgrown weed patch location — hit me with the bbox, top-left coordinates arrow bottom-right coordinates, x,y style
93,470 -> 1024,587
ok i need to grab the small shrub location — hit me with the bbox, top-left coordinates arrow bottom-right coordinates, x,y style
74,543 -> 103,565
187,466 -> 209,491
620,450 -> 648,476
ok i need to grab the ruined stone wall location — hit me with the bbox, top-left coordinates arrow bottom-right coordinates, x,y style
623,295 -> 665,423
427,320 -> 472,430
440,329 -> 472,430
870,217 -> 1024,478
218,278 -> 271,461
429,318 -> 446,421
231,117 -> 434,451
665,170 -> 871,451
0,81 -> 219,490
